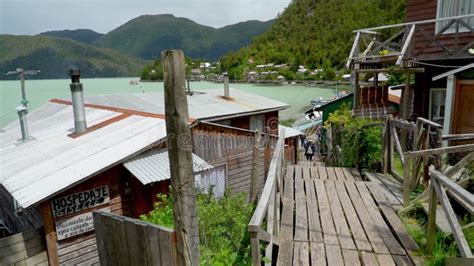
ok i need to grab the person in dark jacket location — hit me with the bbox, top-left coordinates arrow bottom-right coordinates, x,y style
304,141 -> 315,161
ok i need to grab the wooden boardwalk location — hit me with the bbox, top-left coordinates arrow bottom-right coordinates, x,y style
277,164 -> 419,266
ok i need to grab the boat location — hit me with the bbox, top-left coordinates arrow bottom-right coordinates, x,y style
129,80 -> 139,85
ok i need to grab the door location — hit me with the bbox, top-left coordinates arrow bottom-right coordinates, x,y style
452,79 -> 474,144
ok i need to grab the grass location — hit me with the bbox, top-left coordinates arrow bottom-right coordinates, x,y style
400,203 -> 474,265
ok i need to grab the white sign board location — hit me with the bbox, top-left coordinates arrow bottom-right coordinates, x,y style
51,186 -> 110,218
55,208 -> 110,240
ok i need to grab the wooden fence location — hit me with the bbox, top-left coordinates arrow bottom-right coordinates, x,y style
93,211 -> 177,265
248,129 -> 285,266
0,227 -> 48,265
426,169 -> 473,258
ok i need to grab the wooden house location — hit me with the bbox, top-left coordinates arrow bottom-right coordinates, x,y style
0,79 -> 287,264
347,0 -> 474,131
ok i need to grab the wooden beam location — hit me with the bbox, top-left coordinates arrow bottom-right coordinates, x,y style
250,129 -> 261,204
354,68 -> 425,74
40,201 -> 59,266
162,49 -> 200,265
430,170 -> 474,206
397,25 -> 416,65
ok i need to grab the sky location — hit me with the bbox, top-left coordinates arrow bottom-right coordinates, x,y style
0,0 -> 291,35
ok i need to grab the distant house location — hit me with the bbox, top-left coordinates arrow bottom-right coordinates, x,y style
347,0 -> 474,132
0,83 -> 288,264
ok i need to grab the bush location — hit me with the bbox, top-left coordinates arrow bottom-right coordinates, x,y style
141,190 -> 254,265
324,103 -> 383,171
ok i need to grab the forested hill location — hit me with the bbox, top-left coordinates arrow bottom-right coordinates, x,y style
40,29 -> 104,44
0,35 -> 147,79
95,14 -> 273,60
221,0 -> 405,78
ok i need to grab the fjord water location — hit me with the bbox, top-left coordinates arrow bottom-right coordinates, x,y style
0,78 -> 337,127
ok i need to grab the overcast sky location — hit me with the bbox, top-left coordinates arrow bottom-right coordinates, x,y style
0,0 -> 291,35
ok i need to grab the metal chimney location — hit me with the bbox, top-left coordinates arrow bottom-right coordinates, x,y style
223,72 -> 230,98
16,105 -> 29,142
69,69 -> 87,133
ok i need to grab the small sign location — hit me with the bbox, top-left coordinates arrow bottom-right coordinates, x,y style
55,208 -> 110,240
51,186 -> 110,219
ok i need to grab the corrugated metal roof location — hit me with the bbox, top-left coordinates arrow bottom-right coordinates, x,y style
83,89 -> 289,120
123,149 -> 213,185
279,125 -> 304,139
0,102 -> 167,208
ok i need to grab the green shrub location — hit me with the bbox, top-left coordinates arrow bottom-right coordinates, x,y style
141,190 -> 254,265
324,103 -> 383,171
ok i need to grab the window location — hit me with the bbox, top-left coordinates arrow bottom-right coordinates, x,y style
249,115 -> 264,132
429,88 -> 446,125
436,0 -> 474,34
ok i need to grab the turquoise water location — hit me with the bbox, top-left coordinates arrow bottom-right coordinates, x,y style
0,78 -> 339,127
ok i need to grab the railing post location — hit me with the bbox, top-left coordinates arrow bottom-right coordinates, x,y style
426,179 -> 438,254
250,231 -> 260,266
403,152 -> 411,206
383,116 -> 392,174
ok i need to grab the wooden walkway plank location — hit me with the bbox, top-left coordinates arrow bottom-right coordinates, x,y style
293,242 -> 310,266
333,167 -> 346,181
342,249 -> 361,266
355,182 -> 407,255
351,168 -> 363,181
365,181 -> 402,209
304,178 -> 323,243
334,181 -> 372,251
294,167 -> 308,242
325,181 -> 356,250
361,252 -> 379,266
326,245 -> 344,266
327,167 -> 338,180
342,167 -> 355,181
310,167 -> 319,179
277,166 -> 295,266
376,254 -> 396,266
317,166 -> 328,180
310,243 -> 326,266
392,255 -> 413,266
314,179 -> 339,245
345,182 -> 390,254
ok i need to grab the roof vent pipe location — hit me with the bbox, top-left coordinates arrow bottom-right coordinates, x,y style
69,69 -> 87,134
223,72 -> 230,98
16,105 -> 29,142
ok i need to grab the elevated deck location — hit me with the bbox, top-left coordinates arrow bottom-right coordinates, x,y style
277,165 -> 419,265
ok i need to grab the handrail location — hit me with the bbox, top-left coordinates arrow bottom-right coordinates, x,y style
353,14 -> 474,33
406,143 -> 474,157
248,129 -> 285,266
427,169 -> 473,258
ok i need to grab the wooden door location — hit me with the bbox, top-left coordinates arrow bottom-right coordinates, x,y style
452,80 -> 474,144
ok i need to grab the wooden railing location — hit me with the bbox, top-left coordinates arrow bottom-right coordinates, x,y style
426,169 -> 474,258
248,129 -> 285,266
346,14 -> 474,69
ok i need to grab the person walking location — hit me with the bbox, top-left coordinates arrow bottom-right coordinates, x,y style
304,140 -> 314,161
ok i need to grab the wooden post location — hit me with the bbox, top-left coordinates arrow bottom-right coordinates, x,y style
403,153 -> 411,207
162,49 -> 200,266
383,116 -> 392,174
40,202 -> 59,266
250,129 -> 261,204
426,179 -> 438,254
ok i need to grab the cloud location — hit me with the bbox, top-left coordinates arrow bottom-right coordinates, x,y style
0,0 -> 291,35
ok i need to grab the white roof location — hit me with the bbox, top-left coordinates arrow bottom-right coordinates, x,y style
279,125 -> 304,138
124,149 -> 213,185
0,102 -> 167,208
432,63 -> 474,81
368,73 -> 389,82
83,89 -> 288,121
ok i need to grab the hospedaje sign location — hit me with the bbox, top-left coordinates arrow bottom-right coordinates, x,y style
51,186 -> 110,240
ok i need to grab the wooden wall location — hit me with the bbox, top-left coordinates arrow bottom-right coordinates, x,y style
93,211 -> 177,266
43,164 -> 133,265
192,122 -> 273,196
406,0 -> 474,60
0,227 -> 48,265
0,185 -> 43,237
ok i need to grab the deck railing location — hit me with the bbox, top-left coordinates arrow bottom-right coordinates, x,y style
346,14 -> 474,69
426,169 -> 474,258
248,129 -> 285,266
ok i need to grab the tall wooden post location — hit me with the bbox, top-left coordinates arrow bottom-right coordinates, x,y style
40,202 -> 59,266
383,116 -> 392,174
250,129 -> 261,204
162,50 -> 200,265
426,180 -> 438,254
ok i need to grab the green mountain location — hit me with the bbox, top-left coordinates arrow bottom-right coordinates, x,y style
0,35 -> 148,79
221,0 -> 405,79
95,14 -> 273,60
40,29 -> 104,44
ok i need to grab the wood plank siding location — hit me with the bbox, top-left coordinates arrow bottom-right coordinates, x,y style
407,0 -> 474,60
